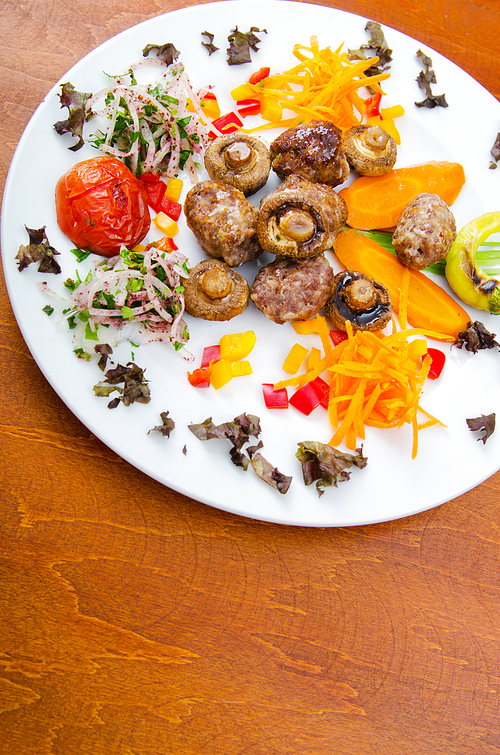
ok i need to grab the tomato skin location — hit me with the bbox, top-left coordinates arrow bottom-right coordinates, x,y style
55,156 -> 151,256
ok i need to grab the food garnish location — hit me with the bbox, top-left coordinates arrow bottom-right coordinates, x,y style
16,226 -> 62,274
141,43 -> 180,65
93,361 -> 151,408
347,20 -> 393,79
148,411 -> 175,437
445,212 -> 500,312
201,31 -> 219,56
54,82 -> 92,152
233,35 -> 393,132
187,331 -> 256,389
188,413 -> 292,493
334,229 -> 470,339
273,315 -> 446,458
296,441 -> 367,497
490,132 -> 500,169
415,50 -> 448,109
226,27 -> 267,66
454,321 -> 500,352
466,413 -> 496,444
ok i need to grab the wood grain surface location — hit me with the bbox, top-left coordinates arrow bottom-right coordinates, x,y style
2,1 -> 500,753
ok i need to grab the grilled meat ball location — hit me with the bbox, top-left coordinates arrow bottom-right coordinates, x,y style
270,120 -> 350,187
392,193 -> 457,270
250,254 -> 334,324
184,180 -> 263,267
257,174 -> 347,259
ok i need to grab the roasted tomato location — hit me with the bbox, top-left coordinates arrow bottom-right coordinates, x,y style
55,156 -> 151,256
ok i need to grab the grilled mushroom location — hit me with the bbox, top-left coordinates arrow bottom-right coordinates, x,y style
326,270 -> 392,332
257,175 -> 347,259
184,259 -> 249,321
204,133 -> 271,196
184,180 -> 263,267
341,124 -> 397,176
270,120 -> 350,186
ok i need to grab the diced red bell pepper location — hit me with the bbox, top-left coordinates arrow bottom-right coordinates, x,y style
289,377 -> 330,415
201,345 -> 220,368
141,179 -> 166,213
262,383 -> 289,409
249,66 -> 270,85
237,98 -> 261,117
365,92 -> 382,118
211,111 -> 244,135
426,348 -> 446,380
330,329 -> 349,346
147,237 -> 178,252
187,366 -> 211,387
158,195 -> 182,221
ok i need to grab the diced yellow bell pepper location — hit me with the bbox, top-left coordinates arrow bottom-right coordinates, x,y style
132,243 -> 147,252
230,360 -> 253,377
230,83 -> 255,101
366,114 -> 401,145
210,359 -> 234,390
381,104 -> 405,120
292,318 -> 321,335
282,342 -> 309,374
153,212 -> 179,237
408,338 -> 429,362
307,346 -> 322,371
164,177 -> 183,202
260,97 -> 282,123
219,330 -> 257,361
200,96 -> 221,120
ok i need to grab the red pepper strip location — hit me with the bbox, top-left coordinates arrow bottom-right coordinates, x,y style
330,329 -> 349,346
365,92 -> 382,118
198,90 -> 217,101
187,366 -> 211,387
289,377 -> 329,415
147,237 -> 178,252
262,383 -> 289,409
158,195 -> 182,221
236,98 -> 261,117
426,348 -> 446,380
141,180 -> 166,213
201,345 -> 220,368
249,66 -> 270,85
211,111 -> 244,134
139,172 -> 160,182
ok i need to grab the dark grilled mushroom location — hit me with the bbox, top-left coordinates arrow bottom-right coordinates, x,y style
250,254 -> 334,324
204,133 -> 271,196
269,120 -> 350,186
326,270 -> 392,332
184,180 -> 263,267
184,259 -> 249,321
341,124 -> 397,176
257,175 -> 347,259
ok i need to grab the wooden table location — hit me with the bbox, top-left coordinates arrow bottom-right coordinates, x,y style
2,1 -> 500,752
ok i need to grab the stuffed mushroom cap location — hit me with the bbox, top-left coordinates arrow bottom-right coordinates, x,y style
204,133 -> 271,196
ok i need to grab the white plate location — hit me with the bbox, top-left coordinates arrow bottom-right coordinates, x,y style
3,0 -> 500,527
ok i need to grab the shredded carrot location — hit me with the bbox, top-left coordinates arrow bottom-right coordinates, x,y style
274,313 -> 447,458
243,36 -> 391,132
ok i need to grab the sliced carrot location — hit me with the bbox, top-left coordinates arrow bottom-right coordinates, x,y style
339,161 -> 466,230
333,228 -> 470,339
